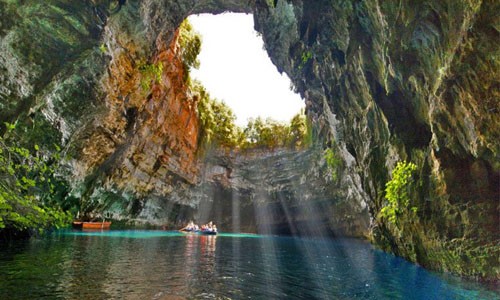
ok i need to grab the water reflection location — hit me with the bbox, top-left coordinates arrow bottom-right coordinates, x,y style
0,232 -> 497,300
195,235 -> 218,297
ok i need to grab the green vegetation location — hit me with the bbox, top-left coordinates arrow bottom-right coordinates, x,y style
192,81 -> 311,152
99,43 -> 107,54
265,0 -> 276,8
374,155 -> 499,279
324,147 -> 342,181
298,51 -> 313,70
299,113 -> 314,147
194,81 -> 240,150
178,18 -> 310,153
0,122 -> 71,236
243,117 -> 287,149
178,19 -> 201,82
138,20 -> 200,92
242,112 -> 311,150
136,18 -> 201,93
380,160 -> 417,225
139,61 -> 163,91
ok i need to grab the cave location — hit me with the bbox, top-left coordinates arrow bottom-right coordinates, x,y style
0,0 -> 498,296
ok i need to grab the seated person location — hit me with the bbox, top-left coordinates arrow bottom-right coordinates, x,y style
181,221 -> 196,231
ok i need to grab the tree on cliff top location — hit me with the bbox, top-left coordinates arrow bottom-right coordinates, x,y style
193,81 -> 240,151
178,19 -> 201,81
182,19 -> 310,152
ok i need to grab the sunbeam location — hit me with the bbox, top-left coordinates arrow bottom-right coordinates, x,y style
0,1 -> 496,299
231,188 -> 241,233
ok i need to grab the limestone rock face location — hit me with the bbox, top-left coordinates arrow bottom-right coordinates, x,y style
0,1 -> 201,215
0,0 -> 498,279
194,147 -> 369,237
250,0 -> 499,279
78,18 -> 200,199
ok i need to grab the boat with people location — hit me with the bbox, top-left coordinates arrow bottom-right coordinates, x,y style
179,221 -> 217,235
200,228 -> 217,235
179,221 -> 200,233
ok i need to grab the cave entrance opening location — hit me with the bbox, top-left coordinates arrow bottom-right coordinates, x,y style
187,13 -> 304,128
180,13 -> 320,236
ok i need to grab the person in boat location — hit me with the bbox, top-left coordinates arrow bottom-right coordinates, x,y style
201,221 -> 217,233
202,222 -> 211,231
180,221 -> 198,232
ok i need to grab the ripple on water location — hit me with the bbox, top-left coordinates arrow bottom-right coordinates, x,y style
0,231 -> 497,299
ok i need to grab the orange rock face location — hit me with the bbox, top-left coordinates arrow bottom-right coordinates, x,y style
80,28 -> 200,196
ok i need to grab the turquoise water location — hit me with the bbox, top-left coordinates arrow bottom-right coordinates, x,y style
0,230 -> 497,299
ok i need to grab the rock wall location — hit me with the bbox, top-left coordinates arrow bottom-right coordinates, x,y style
249,0 -> 499,280
194,147 -> 369,237
0,0 -> 498,280
104,146 -> 370,237
77,13 -> 200,201
0,1 -> 201,215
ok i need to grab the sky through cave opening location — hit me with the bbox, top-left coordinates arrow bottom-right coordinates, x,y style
187,13 -> 304,127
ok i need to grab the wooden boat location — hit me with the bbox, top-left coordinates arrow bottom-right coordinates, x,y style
72,221 -> 111,230
83,221 -> 111,230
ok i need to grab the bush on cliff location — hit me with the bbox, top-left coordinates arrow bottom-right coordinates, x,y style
0,122 -> 71,237
380,160 -> 417,226
324,147 -> 342,181
178,19 -> 201,82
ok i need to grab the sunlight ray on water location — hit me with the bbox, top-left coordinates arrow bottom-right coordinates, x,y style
230,236 -> 243,296
272,155 -> 378,298
231,188 -> 241,233
253,186 -> 286,298
196,152 -> 218,226
276,191 -> 298,235
1,231 -> 497,299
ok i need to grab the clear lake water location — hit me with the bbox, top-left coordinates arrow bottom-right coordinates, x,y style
0,230 -> 498,299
